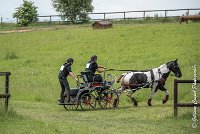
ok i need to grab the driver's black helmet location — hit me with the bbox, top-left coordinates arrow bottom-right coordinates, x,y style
67,58 -> 74,63
91,55 -> 97,61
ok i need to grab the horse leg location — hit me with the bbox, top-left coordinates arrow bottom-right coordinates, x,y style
163,90 -> 169,104
158,85 -> 169,104
127,90 -> 138,107
116,86 -> 124,96
157,78 -> 169,104
113,86 -> 125,107
147,82 -> 158,106
180,18 -> 183,24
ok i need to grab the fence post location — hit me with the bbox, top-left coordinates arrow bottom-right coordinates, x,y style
49,16 -> 52,23
165,10 -> 167,18
1,17 -> 2,25
0,72 -> 11,111
174,79 -> 178,117
5,73 -> 10,111
187,9 -> 189,15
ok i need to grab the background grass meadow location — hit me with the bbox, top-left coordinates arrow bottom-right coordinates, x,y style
0,22 -> 200,133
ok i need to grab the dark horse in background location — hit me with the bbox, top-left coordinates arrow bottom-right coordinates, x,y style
117,59 -> 182,106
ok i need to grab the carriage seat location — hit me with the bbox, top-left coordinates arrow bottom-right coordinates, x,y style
80,71 -> 103,83
80,71 -> 103,89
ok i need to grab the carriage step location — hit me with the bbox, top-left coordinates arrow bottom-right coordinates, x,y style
0,94 -> 10,98
58,102 -> 78,105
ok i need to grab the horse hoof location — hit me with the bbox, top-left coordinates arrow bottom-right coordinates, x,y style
113,99 -> 118,108
148,103 -> 152,106
133,102 -> 138,107
163,95 -> 169,104
131,98 -> 138,107
147,99 -> 152,106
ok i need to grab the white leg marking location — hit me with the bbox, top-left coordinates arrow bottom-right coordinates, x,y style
148,82 -> 158,100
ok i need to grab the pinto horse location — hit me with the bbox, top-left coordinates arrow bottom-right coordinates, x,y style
116,59 -> 182,106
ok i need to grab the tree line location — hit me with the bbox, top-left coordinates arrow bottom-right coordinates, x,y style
13,0 -> 93,27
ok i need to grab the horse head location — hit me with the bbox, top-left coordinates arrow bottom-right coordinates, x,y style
167,59 -> 182,78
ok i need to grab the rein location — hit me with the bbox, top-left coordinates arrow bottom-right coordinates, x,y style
106,69 -> 150,72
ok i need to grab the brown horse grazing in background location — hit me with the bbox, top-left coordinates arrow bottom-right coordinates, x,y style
180,15 -> 200,24
116,59 -> 182,107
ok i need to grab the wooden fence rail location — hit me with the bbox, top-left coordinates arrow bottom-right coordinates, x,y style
174,79 -> 200,117
36,8 -> 200,23
1,8 -> 200,24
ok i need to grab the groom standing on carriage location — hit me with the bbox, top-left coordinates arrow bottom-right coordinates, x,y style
58,58 -> 78,103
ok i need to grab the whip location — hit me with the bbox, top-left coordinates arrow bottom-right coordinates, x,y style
103,44 -> 116,80
104,44 -> 116,68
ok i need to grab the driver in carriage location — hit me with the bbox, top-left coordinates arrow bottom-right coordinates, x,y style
85,55 -> 106,82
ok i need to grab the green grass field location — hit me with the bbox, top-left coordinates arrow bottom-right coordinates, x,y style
0,22 -> 200,133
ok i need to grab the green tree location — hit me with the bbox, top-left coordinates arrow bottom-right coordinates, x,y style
52,0 -> 93,23
13,0 -> 38,27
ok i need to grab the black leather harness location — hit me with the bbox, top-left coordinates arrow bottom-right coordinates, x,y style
150,70 -> 155,82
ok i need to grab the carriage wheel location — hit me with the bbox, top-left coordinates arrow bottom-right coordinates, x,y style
62,96 -> 79,110
63,104 -> 75,110
98,90 -> 119,109
63,103 -> 79,110
79,93 -> 96,111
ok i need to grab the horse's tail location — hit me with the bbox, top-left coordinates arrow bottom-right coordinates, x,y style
116,73 -> 128,83
116,74 -> 124,83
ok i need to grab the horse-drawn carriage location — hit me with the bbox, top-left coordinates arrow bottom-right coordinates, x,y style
58,71 -> 119,111
59,59 -> 182,110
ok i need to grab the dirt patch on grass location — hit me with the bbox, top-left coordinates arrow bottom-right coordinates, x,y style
0,27 -> 59,34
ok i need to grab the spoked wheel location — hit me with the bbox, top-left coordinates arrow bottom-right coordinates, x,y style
98,89 -> 119,109
63,104 -> 78,110
62,96 -> 79,111
79,92 -> 96,111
